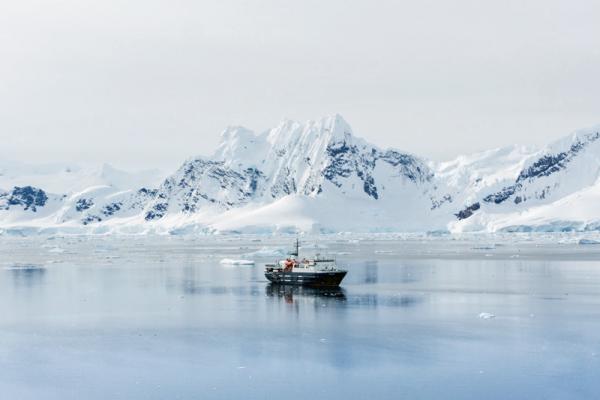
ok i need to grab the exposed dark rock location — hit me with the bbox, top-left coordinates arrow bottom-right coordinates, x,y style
7,186 -> 48,212
322,139 -> 431,200
431,194 -> 452,210
245,167 -> 263,194
517,134 -> 598,182
379,150 -> 433,183
101,202 -> 122,217
166,159 -> 267,212
82,215 -> 102,225
483,132 -> 600,205
362,176 -> 378,199
323,140 -> 356,185
145,203 -> 168,221
75,198 -> 94,212
455,202 -> 480,220
483,185 -> 519,204
138,188 -> 158,197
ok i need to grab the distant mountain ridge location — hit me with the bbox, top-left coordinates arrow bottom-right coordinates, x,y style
1,115 -> 600,235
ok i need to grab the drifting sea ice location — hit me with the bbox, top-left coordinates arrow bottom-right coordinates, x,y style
243,247 -> 286,258
472,245 -> 496,250
219,259 -> 255,265
578,239 -> 600,245
2,235 -> 600,399
3,264 -> 45,271
300,243 -> 328,249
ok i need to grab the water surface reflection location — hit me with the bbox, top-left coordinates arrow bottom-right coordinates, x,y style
8,264 -> 46,288
265,283 -> 347,303
0,239 -> 599,400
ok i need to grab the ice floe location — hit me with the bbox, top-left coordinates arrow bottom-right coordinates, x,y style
578,239 -> 600,245
220,259 -> 255,265
4,264 -> 45,271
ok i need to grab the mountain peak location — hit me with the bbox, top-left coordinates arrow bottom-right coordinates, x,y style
322,113 -> 352,131
4,118 -> 600,234
264,114 -> 354,146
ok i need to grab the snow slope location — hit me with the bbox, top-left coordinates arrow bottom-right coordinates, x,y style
0,161 -> 162,193
1,116 -> 600,235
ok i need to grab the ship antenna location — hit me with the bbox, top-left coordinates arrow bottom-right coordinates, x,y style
289,237 -> 299,258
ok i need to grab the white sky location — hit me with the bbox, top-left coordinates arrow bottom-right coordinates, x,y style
1,0 -> 599,171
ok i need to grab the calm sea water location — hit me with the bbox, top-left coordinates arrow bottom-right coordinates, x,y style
1,235 -> 599,399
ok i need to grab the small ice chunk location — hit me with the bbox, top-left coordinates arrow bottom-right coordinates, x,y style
48,247 -> 65,253
220,259 -> 255,265
479,312 -> 496,319
578,239 -> 600,245
374,250 -> 392,254
4,264 -> 44,271
300,243 -> 328,249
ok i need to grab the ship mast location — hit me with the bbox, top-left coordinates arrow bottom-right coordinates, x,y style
290,238 -> 299,258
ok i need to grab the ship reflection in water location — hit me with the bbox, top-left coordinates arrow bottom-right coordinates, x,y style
8,264 -> 46,288
265,283 -> 422,309
266,283 -> 347,304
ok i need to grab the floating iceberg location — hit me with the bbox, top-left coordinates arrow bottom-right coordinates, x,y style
578,239 -> 600,245
219,259 -> 255,265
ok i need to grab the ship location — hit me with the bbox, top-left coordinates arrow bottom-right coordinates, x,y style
264,239 -> 347,287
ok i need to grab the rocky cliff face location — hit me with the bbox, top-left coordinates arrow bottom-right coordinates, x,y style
140,114 -> 433,221
1,116 -> 600,234
482,131 -> 600,206
450,130 -> 600,225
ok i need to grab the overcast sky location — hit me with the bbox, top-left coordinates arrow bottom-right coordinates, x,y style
1,0 -> 599,171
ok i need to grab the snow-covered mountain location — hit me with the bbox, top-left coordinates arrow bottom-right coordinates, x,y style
1,115 -> 600,235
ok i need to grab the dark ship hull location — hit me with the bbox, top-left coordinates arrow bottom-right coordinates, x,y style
264,270 -> 347,287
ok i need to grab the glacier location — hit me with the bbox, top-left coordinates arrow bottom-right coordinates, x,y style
1,114 -> 600,235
